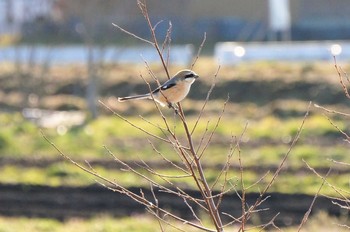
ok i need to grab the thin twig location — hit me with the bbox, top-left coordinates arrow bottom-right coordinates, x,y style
332,201 -> 350,210
85,160 -> 97,173
329,158 -> 350,166
314,104 -> 350,117
112,23 -> 154,45
184,198 -> 203,226
335,223 -> 350,230
238,137 -> 246,231
323,114 -> 350,142
198,95 -> 229,159
137,0 -> 170,78
146,208 -> 187,232
195,120 -> 211,154
191,32 -> 207,70
211,134 -> 237,190
162,21 -> 172,67
149,183 -> 165,232
257,213 -> 281,232
107,145 -> 208,213
222,212 -> 242,227
191,66 -> 220,135
244,101 -> 311,223
298,162 -> 332,231
139,115 -> 168,132
304,160 -> 350,207
245,171 -> 270,191
213,123 -> 248,211
147,139 -> 190,174
138,70 -> 178,138
137,159 -> 191,179
99,100 -> 172,144
333,56 -> 350,99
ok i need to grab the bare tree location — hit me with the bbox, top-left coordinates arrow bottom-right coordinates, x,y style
44,1 -> 310,231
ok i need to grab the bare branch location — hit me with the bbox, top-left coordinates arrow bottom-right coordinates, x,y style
328,159 -> 350,166
333,56 -> 350,99
146,208 -> 186,232
152,20 -> 164,32
149,184 -> 166,232
237,134 -> 246,231
257,213 -> 281,232
42,130 -> 194,228
137,0 -> 170,78
222,212 -> 242,227
244,101 -> 311,222
195,120 -> 211,154
304,160 -> 350,206
335,223 -> 350,230
176,105 -> 224,231
99,100 -> 171,144
332,201 -> 350,210
137,159 -> 191,179
314,104 -> 350,117
162,21 -> 172,67
298,163 -> 331,231
112,23 -> 154,45
184,198 -> 203,226
211,134 -> 237,190
191,32 -> 207,70
191,66 -> 220,135
323,114 -> 350,142
85,160 -> 97,173
147,139 -> 190,174
198,95 -> 229,159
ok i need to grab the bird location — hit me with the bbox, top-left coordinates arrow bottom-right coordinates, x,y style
118,69 -> 199,108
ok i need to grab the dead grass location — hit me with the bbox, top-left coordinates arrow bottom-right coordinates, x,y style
0,60 -> 347,114
279,211 -> 349,232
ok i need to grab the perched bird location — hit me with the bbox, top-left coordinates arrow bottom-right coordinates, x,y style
118,69 -> 199,108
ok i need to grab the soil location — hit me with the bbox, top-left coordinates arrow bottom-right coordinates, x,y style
0,183 -> 345,227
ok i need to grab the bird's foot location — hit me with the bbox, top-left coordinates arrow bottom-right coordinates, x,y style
168,103 -> 179,114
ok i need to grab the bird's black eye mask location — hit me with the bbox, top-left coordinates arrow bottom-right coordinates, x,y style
185,73 -> 196,79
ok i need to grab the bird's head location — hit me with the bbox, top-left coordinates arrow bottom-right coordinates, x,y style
177,69 -> 199,83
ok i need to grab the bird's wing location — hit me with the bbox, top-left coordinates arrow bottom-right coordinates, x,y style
153,82 -> 176,93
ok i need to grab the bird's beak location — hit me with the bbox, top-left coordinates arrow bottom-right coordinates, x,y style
194,74 -> 199,79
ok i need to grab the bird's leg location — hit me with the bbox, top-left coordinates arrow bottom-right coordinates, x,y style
168,102 -> 179,114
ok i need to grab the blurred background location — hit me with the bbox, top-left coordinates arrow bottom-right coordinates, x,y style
0,0 -> 350,231
2,0 -> 350,44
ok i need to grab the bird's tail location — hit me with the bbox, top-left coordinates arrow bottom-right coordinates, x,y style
118,94 -> 151,102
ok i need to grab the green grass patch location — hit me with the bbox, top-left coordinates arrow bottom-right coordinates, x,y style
1,112 -> 347,158
0,163 -> 348,196
0,110 -> 349,195
0,215 -> 193,232
0,212 -> 346,232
